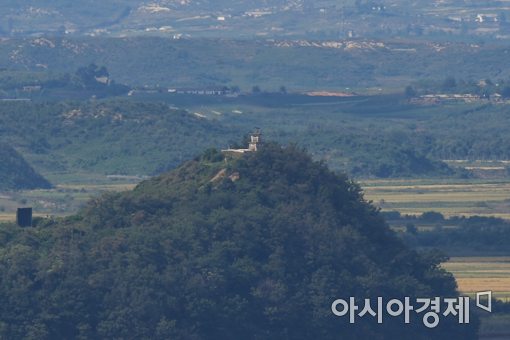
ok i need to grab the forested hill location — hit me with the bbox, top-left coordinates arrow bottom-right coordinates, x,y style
0,144 -> 477,339
0,101 -> 234,175
0,143 -> 51,190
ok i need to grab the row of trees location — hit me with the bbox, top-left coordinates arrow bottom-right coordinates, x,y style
397,214 -> 510,256
405,76 -> 510,98
0,64 -> 130,98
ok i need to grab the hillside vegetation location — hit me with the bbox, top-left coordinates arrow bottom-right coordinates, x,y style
0,143 -> 51,190
0,100 -> 234,175
1,38 -> 510,90
0,144 -> 477,339
3,97 -> 510,180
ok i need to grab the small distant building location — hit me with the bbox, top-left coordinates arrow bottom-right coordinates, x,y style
22,85 -> 42,92
222,129 -> 262,156
174,87 -> 228,95
94,76 -> 110,85
476,14 -> 499,23
16,207 -> 33,227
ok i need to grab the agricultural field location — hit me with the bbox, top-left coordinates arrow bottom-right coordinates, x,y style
443,257 -> 510,340
0,178 -> 138,222
442,257 -> 510,303
363,174 -> 510,338
361,178 -> 510,219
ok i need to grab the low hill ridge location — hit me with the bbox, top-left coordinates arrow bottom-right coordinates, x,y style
0,143 -> 51,190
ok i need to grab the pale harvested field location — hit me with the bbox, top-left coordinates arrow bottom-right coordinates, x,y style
442,257 -> 510,302
0,214 -> 15,222
0,213 -> 61,222
361,180 -> 510,218
57,183 -> 137,191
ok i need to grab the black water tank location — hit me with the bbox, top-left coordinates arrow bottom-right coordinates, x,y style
16,207 -> 32,227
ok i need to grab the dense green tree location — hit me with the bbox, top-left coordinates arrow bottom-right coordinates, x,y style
75,63 -> 109,89
401,215 -> 510,256
420,211 -> 445,223
404,85 -> 417,98
501,85 -> 510,98
442,76 -> 457,90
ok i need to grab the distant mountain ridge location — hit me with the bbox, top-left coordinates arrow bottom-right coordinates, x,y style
2,37 -> 510,91
1,0 -> 510,40
0,0 -> 304,35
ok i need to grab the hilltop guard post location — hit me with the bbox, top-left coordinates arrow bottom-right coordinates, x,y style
222,129 -> 262,157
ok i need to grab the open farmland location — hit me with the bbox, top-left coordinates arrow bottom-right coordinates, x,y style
443,257 -> 510,303
0,182 -> 138,222
443,257 -> 510,339
4,176 -> 510,222
362,179 -> 510,219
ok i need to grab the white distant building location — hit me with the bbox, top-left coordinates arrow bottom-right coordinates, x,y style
476,14 -> 499,23
95,76 -> 109,85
